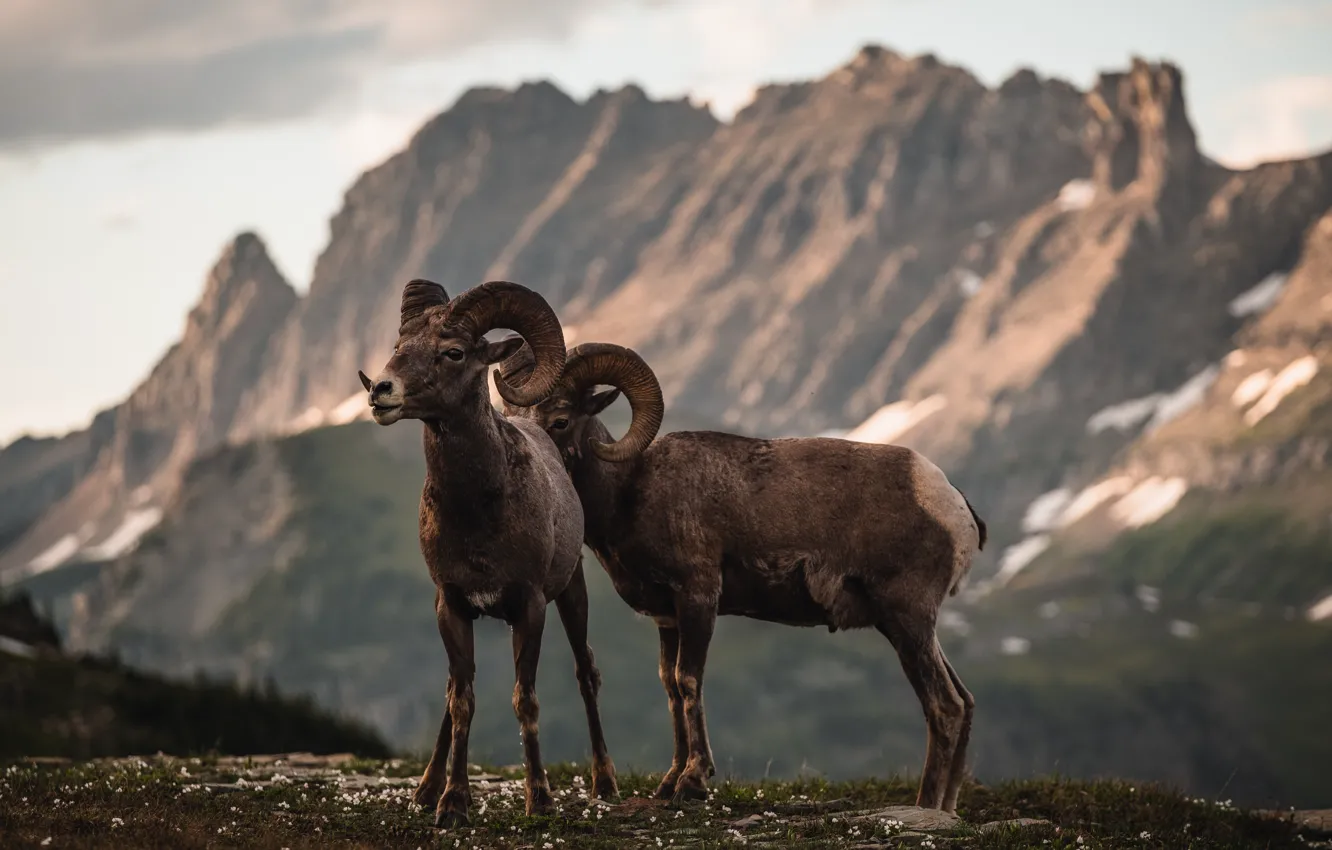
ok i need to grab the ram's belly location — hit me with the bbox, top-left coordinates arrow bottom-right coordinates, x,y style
717,553 -> 831,627
588,546 -> 676,620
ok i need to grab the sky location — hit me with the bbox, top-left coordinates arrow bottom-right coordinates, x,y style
1,0 -> 1331,445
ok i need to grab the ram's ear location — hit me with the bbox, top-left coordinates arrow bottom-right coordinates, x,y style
481,335 -> 527,365
585,388 -> 621,416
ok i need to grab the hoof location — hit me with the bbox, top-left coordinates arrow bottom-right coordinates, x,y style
671,773 -> 709,804
653,770 -> 680,800
433,807 -> 470,830
434,789 -> 470,829
593,772 -> 620,802
412,779 -> 442,809
527,785 -> 556,817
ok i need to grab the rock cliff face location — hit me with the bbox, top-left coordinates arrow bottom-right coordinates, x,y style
0,233 -> 296,579
230,83 -> 717,440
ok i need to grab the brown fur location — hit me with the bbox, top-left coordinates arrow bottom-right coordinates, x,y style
362,280 -> 618,827
503,345 -> 983,813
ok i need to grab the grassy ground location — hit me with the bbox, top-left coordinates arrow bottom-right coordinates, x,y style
0,755 -> 1325,849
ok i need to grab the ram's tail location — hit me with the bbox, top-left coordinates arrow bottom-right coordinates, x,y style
948,490 -> 987,597
962,492 -> 987,551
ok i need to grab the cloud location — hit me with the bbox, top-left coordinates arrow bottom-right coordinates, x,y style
676,0 -> 830,119
1213,75 -> 1332,168
1239,1 -> 1332,33
0,0 -> 658,149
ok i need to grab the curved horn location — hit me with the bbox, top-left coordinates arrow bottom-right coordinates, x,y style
562,342 -> 663,462
445,281 -> 566,407
400,279 -> 449,333
496,341 -> 536,392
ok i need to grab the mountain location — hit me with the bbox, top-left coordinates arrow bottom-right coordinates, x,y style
13,49 -> 1331,585
229,82 -> 718,442
980,206 -> 1332,611
2,45 -> 1331,806
0,232 -> 298,580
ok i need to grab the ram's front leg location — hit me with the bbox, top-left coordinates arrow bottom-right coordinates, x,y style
414,588 -> 452,810
435,594 -> 476,829
512,591 -> 555,816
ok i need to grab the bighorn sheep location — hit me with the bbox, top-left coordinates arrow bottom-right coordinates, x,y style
500,342 -> 986,814
358,280 -> 618,827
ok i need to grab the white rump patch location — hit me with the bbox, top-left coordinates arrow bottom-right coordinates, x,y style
993,535 -> 1051,587
844,395 -> 948,445
26,534 -> 82,575
1057,179 -> 1096,211
1038,601 -> 1062,619
82,507 -> 164,561
1242,355 -> 1319,426
1308,592 -> 1332,622
1169,620 -> 1199,639
1110,477 -> 1188,528
1022,488 -> 1073,534
1228,272 -> 1288,318
1000,636 -> 1031,656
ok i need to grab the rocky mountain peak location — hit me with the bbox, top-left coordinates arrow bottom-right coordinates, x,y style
1085,58 -> 1199,192
187,231 -> 294,339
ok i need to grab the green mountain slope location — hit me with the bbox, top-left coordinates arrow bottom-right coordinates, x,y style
0,590 -> 390,760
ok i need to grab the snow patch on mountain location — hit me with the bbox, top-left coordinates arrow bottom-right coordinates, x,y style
845,395 -> 948,444
1228,272 -> 1288,318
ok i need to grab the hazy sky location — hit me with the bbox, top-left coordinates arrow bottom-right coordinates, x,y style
1,0 -> 1330,444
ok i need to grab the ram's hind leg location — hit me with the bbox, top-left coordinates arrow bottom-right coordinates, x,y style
555,561 -> 619,801
671,596 -> 718,803
940,650 -> 975,815
652,625 -> 689,799
877,611 -> 966,811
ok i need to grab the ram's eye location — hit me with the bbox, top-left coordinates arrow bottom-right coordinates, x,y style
551,417 -> 570,431
445,348 -> 465,362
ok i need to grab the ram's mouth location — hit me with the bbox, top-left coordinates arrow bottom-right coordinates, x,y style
369,401 -> 405,425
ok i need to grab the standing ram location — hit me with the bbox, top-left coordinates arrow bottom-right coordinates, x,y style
499,342 -> 986,814
358,280 -> 619,828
